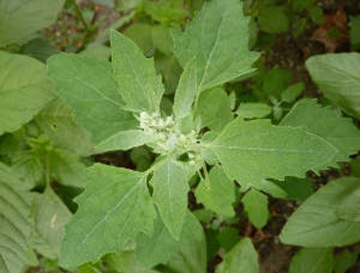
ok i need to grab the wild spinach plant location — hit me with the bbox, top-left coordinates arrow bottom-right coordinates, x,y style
44,0 -> 360,271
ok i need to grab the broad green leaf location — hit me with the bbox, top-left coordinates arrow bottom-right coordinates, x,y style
143,0 -> 188,24
60,164 -> 156,268
0,51 -> 54,135
152,25 -> 173,56
236,103 -> 272,119
203,118 -> 337,187
280,177 -> 360,247
281,99 -> 360,164
111,30 -> 164,113
195,165 -> 235,217
106,251 -> 160,273
270,177 -> 314,201
94,130 -> 149,154
30,188 -> 71,259
306,53 -> 360,119
47,53 -> 137,144
172,0 -> 260,91
151,158 -> 190,239
242,189 -> 269,229
217,227 -> 240,251
281,82 -> 304,103
124,23 -> 154,54
173,58 -> 198,120
36,99 -> 93,156
215,238 -> 259,273
164,213 -> 206,273
49,148 -> 86,188
195,87 -> 233,132
289,248 -> 333,273
258,6 -> 289,34
0,0 -> 64,46
136,211 -> 202,268
263,68 -> 292,98
0,163 -> 36,273
334,249 -> 359,273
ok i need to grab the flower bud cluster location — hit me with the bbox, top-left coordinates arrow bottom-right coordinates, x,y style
139,112 -> 198,154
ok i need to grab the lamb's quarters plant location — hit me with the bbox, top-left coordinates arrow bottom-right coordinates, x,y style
43,0 -> 360,271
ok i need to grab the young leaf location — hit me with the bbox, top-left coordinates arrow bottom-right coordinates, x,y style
242,188 -> 269,229
289,248 -> 333,273
60,164 -> 156,268
0,51 -> 54,135
215,238 -> 259,273
172,0 -> 260,91
47,53 -> 137,144
334,249 -> 359,273
195,165 -> 236,217
30,188 -> 71,259
202,118 -> 337,187
236,103 -> 272,119
280,177 -> 360,247
173,58 -> 198,120
0,0 -> 64,46
151,158 -> 191,239
136,211 -> 202,268
0,163 -> 36,273
94,129 -> 149,154
281,99 -> 360,165
306,53 -> 360,119
111,30 -> 164,113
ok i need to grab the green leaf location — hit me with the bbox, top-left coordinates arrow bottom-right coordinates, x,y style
280,177 -> 360,247
124,23 -> 154,54
236,103 -> 272,119
49,148 -> 87,188
281,99 -> 360,164
151,158 -> 190,239
30,188 -> 71,259
263,68 -> 292,98
258,6 -> 289,34
0,0 -> 64,46
334,249 -> 359,273
111,30 -> 164,113
60,164 -> 156,268
195,165 -> 235,217
270,177 -> 314,201
94,130 -> 149,154
0,163 -> 35,273
289,248 -> 333,273
0,51 -> 54,136
195,87 -> 233,132
281,82 -> 304,103
172,0 -> 260,91
203,118 -> 337,187
36,99 -> 93,156
164,213 -> 206,273
47,53 -> 137,143
173,58 -> 198,120
152,25 -> 173,56
242,189 -> 269,229
306,53 -> 360,119
350,16 -> 360,48
136,211 -> 202,268
215,238 -> 259,273
106,251 -> 160,273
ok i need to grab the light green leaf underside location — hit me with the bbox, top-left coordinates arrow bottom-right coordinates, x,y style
242,188 -> 269,229
0,0 -> 64,46
306,52 -> 360,119
151,158 -> 190,239
136,211 -> 202,268
30,188 -> 71,259
195,165 -> 235,217
289,248 -> 333,273
36,98 -> 93,156
94,129 -> 148,154
60,164 -> 156,268
203,118 -> 337,187
280,177 -> 360,247
172,0 -> 260,91
0,163 -> 34,273
281,99 -> 360,164
215,238 -> 259,273
173,58 -> 198,119
47,53 -> 137,144
111,30 -> 164,113
0,51 -> 54,136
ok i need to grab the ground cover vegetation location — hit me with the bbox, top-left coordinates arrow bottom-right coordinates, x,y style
0,0 -> 360,272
